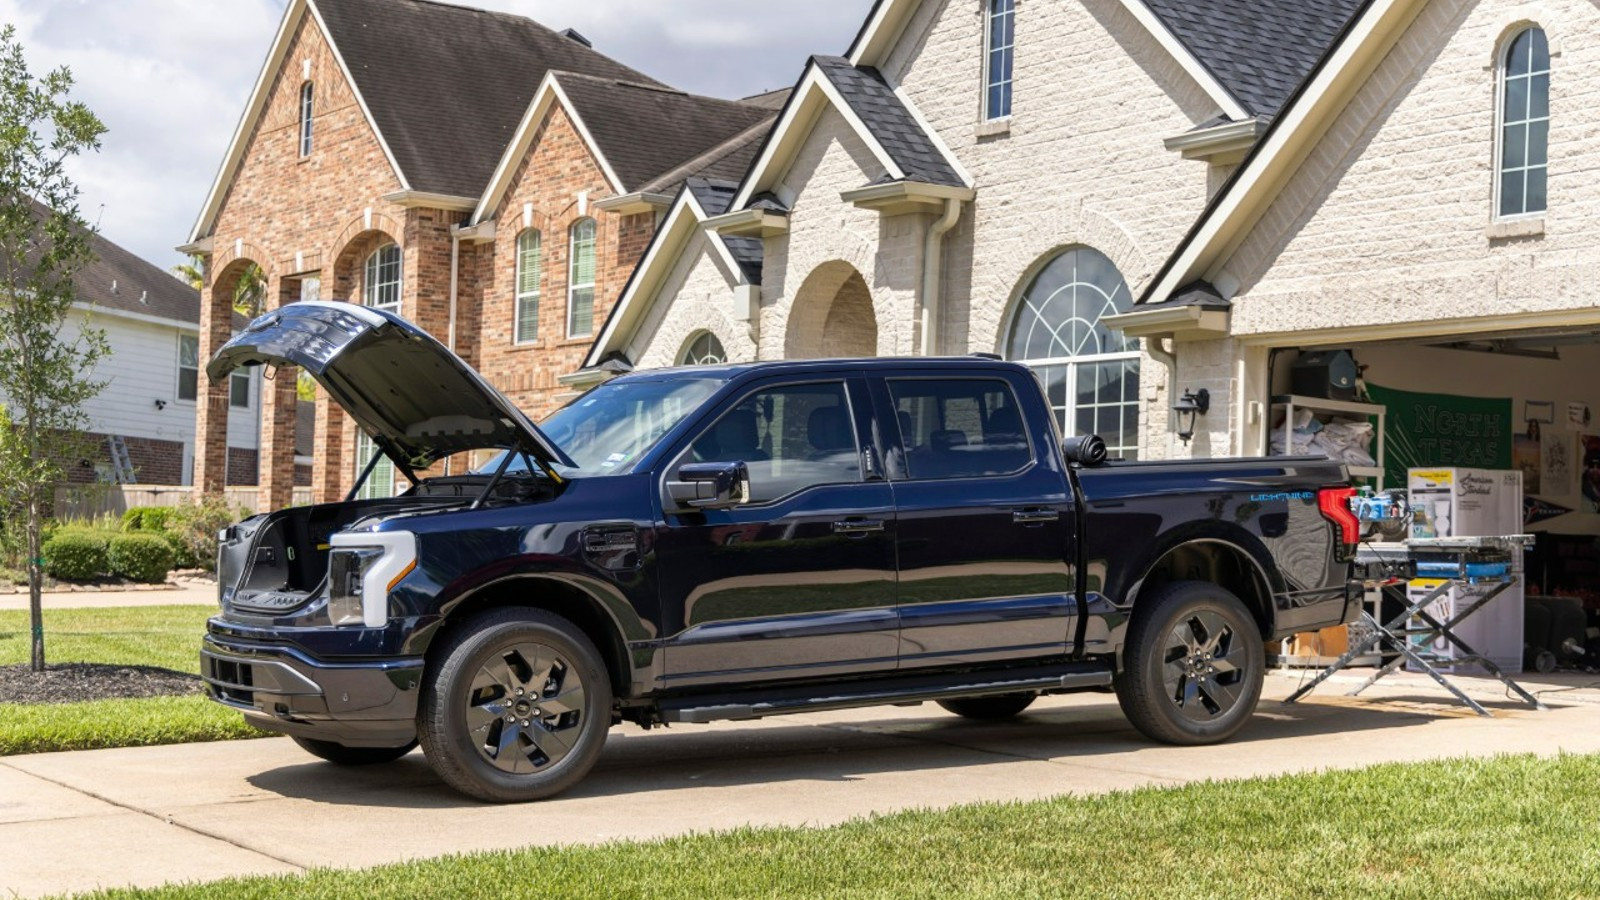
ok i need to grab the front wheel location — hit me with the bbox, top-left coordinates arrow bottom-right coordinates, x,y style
291,736 -> 417,765
418,608 -> 612,802
1114,581 -> 1264,745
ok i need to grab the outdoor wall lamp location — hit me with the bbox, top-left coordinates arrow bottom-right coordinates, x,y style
1173,388 -> 1210,444
153,399 -> 167,411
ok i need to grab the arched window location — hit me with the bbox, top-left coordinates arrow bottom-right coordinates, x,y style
681,331 -> 726,366
1498,27 -> 1549,219
567,218 -> 597,338
298,82 -> 314,157
515,229 -> 542,344
1005,246 -> 1140,457
363,243 -> 401,313
983,0 -> 1015,120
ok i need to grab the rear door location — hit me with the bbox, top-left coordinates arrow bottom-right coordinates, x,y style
654,374 -> 898,688
872,370 -> 1078,669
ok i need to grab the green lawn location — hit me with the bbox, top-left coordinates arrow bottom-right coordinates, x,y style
0,605 -> 270,754
60,753 -> 1600,899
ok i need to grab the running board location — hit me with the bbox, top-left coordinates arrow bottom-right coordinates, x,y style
661,666 -> 1113,724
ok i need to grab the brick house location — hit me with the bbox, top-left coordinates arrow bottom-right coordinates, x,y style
182,0 -> 779,508
587,0 -> 1371,463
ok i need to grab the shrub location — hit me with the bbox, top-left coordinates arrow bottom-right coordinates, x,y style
168,496 -> 247,573
108,533 -> 175,584
43,531 -> 111,581
160,529 -> 198,569
121,506 -> 176,533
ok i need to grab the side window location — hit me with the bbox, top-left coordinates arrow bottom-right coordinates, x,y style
888,378 -> 1031,480
177,334 -> 199,401
685,381 -> 860,504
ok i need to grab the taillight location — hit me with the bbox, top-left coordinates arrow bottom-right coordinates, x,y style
1318,486 -> 1360,546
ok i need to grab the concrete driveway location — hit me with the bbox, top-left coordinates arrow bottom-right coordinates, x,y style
4,671 -> 1600,898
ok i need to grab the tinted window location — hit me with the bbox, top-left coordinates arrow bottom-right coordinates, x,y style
889,378 -> 1031,480
686,381 -> 860,504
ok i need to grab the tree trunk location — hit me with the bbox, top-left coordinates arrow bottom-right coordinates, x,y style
27,488 -> 44,672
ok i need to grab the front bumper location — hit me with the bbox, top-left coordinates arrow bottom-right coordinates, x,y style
200,634 -> 423,747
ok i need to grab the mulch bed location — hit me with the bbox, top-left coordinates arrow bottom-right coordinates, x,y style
0,663 -> 202,704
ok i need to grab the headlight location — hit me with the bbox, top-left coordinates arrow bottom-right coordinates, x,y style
327,532 -> 417,627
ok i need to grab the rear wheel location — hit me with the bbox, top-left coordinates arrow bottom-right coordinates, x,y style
1114,581 -> 1264,745
418,608 -> 612,802
936,692 -> 1037,720
292,736 -> 417,766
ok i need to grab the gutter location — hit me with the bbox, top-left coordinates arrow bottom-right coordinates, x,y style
920,198 -> 962,355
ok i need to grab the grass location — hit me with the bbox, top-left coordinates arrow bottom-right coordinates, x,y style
1,605 -> 271,755
58,753 -> 1600,899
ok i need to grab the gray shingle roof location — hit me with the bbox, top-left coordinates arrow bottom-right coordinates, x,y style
811,56 -> 966,187
63,206 -> 200,325
554,73 -> 777,192
1139,0 -> 1365,118
686,178 -> 763,284
313,0 -> 666,198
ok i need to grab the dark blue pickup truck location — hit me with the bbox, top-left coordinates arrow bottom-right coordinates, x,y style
201,303 -> 1359,801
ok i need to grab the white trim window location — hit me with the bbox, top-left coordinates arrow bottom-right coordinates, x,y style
983,0 -> 1015,120
354,432 -> 396,500
515,229 -> 542,344
363,243 -> 402,313
298,81 -> 314,157
1497,27 -> 1550,219
177,334 -> 199,401
567,218 -> 597,338
229,371 -> 251,409
681,331 -> 726,366
1004,247 -> 1140,458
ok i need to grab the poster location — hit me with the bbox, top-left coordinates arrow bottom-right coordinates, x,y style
1514,424 -> 1542,495
1543,428 -> 1575,499
1583,435 -> 1600,513
1364,383 -> 1513,490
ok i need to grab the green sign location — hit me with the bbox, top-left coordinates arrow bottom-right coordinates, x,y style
1364,383 -> 1512,490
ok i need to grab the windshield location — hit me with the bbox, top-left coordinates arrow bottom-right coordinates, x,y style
477,376 -> 724,476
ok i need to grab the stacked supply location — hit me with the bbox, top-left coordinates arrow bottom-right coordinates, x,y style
1270,408 -> 1377,466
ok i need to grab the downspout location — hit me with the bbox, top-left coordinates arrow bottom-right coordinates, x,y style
919,197 -> 963,356
1146,335 -> 1178,439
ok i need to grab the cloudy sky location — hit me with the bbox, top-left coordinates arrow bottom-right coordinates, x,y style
0,0 -> 872,273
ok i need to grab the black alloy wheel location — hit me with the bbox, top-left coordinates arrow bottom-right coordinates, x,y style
419,608 -> 612,802
1114,581 -> 1264,745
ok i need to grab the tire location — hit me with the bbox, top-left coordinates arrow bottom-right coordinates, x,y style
418,608 -> 612,802
936,692 -> 1038,720
1114,581 -> 1264,746
292,736 -> 417,765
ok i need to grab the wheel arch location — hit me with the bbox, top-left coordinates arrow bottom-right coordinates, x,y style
423,574 -> 636,699
1125,537 -> 1279,640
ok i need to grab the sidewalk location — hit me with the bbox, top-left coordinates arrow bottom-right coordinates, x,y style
3,673 -> 1599,898
0,583 -> 217,610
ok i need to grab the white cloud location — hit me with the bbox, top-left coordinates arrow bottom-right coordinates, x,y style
0,0 -> 870,274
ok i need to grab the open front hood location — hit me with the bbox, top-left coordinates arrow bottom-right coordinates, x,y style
208,302 -> 574,470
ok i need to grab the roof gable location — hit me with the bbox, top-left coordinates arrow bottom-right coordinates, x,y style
731,56 -> 969,211
1140,0 -> 1421,308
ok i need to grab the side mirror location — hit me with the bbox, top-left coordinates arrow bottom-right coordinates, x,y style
668,461 -> 749,510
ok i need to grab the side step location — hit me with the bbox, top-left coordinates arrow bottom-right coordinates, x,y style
661,665 -> 1113,725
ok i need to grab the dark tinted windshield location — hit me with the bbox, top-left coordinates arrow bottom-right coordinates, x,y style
477,376 -> 724,476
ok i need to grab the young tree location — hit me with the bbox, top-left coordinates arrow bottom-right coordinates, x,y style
0,25 -> 109,671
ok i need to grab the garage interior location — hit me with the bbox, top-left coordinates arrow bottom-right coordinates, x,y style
1267,327 -> 1600,676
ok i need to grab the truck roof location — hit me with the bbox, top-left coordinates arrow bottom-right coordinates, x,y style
608,356 -> 1028,384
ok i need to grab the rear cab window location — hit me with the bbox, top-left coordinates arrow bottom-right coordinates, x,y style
884,377 -> 1033,480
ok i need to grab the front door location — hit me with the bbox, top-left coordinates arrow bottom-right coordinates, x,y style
656,375 -> 898,688
873,372 -> 1078,669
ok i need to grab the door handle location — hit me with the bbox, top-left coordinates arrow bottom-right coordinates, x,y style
1012,508 -> 1060,525
831,518 -> 886,536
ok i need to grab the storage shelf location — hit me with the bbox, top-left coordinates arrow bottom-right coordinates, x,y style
1270,394 -> 1386,482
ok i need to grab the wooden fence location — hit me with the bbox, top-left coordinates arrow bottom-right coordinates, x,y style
53,484 -> 314,520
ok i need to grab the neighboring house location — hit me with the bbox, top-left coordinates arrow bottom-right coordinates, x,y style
181,0 -> 782,509
39,219 -> 263,487
588,0 -> 1364,462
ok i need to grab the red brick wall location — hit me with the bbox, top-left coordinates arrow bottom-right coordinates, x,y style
226,448 -> 259,487
59,433 -> 185,486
